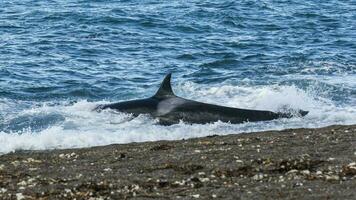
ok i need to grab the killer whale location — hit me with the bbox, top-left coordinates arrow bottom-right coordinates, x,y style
96,74 -> 308,125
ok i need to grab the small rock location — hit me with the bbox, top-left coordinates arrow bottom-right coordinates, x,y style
342,162 -> 356,176
286,169 -> 298,174
27,178 -> 35,183
327,157 -> 335,161
295,182 -> 303,186
252,174 -> 264,181
191,194 -> 200,198
199,178 -> 210,182
16,193 -> 25,200
131,184 -> 140,190
198,141 -> 212,145
325,175 -> 340,181
301,170 -> 310,176
17,181 -> 27,186
11,161 -> 20,167
174,180 -> 186,186
89,197 -> 104,200
279,176 -> 285,182
59,152 -> 78,159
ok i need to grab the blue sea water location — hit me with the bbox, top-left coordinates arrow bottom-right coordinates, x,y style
0,0 -> 355,153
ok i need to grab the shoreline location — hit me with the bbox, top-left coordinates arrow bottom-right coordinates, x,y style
1,124 -> 355,199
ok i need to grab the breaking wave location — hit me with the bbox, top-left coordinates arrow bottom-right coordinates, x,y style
1,82 -> 355,154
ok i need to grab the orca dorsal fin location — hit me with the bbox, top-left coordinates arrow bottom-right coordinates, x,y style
153,73 -> 175,98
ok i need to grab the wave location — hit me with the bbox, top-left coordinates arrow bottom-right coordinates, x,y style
1,82 -> 355,154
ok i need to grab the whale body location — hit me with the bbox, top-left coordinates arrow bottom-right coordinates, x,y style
96,74 -> 308,125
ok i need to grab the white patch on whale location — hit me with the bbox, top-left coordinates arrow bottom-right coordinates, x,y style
157,97 -> 186,116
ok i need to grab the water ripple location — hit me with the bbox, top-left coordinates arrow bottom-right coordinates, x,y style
0,0 -> 355,136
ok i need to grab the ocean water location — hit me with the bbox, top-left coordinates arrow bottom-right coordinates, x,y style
0,0 -> 355,154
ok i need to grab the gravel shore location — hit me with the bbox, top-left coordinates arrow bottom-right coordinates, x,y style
1,124 -> 355,200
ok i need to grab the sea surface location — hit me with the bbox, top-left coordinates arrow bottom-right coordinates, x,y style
1,0 -> 355,154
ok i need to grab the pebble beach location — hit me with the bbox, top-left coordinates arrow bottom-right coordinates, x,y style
1,124 -> 355,199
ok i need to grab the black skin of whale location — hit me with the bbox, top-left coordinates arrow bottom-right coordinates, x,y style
95,74 -> 308,125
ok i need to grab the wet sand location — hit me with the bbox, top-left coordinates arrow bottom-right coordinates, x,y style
0,124 -> 355,199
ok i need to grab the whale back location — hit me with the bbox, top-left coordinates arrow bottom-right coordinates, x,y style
96,73 -> 309,125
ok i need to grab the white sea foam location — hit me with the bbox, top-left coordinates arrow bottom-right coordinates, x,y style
0,83 -> 355,154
